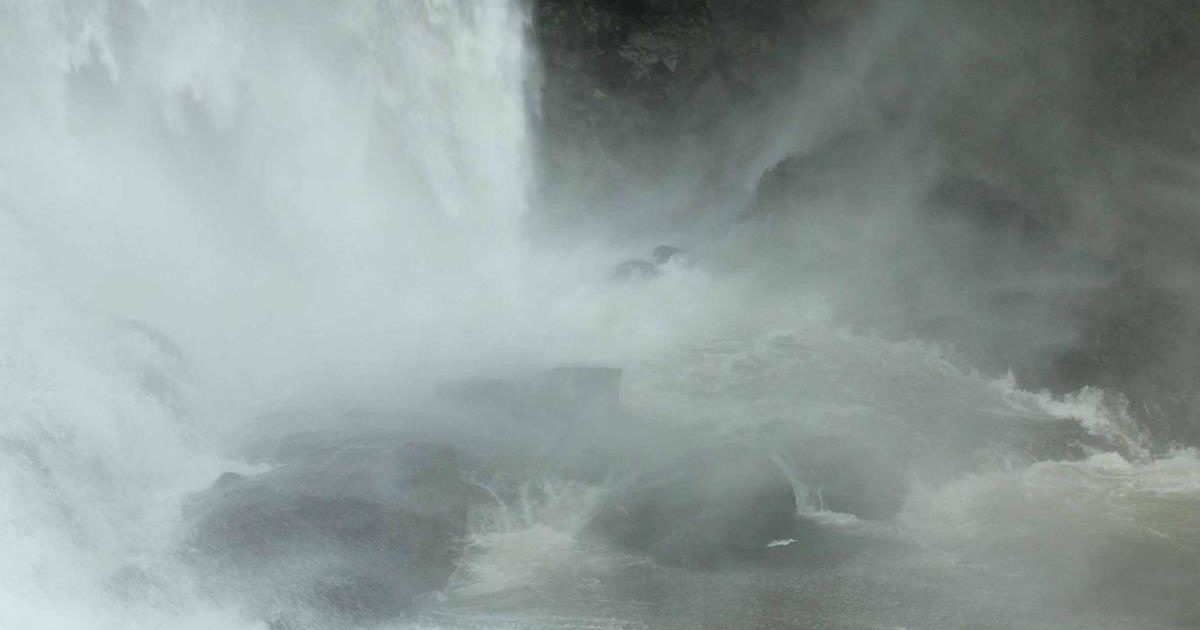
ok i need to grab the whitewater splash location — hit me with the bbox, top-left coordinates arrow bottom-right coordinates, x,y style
0,1 -> 729,626
404,331 -> 1200,629
3,1 -> 1199,629
0,0 -> 539,627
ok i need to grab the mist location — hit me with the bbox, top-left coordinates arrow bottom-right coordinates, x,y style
1,0 -> 1198,629
532,0 -> 1200,442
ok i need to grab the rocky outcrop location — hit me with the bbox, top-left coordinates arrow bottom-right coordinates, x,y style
183,441 -> 476,627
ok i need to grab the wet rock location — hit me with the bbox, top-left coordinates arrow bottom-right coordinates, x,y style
929,176 -> 1052,245
1029,269 -> 1200,448
613,258 -> 659,280
652,244 -> 684,264
583,442 -> 798,568
183,441 -> 475,626
687,70 -> 733,124
747,131 -> 884,218
212,471 -> 244,490
779,436 -> 909,521
612,245 -> 686,280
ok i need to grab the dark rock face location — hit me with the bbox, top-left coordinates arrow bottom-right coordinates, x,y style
184,441 -> 475,627
583,442 -> 799,568
534,0 -> 827,168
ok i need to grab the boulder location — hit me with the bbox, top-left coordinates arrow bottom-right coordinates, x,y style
777,435 -> 909,521
583,442 -> 799,568
183,441 -> 475,627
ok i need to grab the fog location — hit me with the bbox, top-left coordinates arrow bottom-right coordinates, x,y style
0,1 -> 1197,629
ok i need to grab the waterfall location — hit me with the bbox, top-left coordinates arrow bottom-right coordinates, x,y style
0,1 -> 537,627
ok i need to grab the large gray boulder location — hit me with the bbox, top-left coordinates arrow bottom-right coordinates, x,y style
583,442 -> 799,568
183,441 -> 475,627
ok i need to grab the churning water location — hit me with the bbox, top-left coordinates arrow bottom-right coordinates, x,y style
1,1 -> 1198,629
0,1 -> 537,626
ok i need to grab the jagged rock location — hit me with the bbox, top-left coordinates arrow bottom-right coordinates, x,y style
183,441 -> 475,627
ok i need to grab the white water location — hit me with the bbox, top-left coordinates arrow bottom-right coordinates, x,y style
2,1 -> 1199,629
0,1 -> 749,626
0,1 -> 537,627
417,332 -> 1200,629
0,0 -> 542,409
